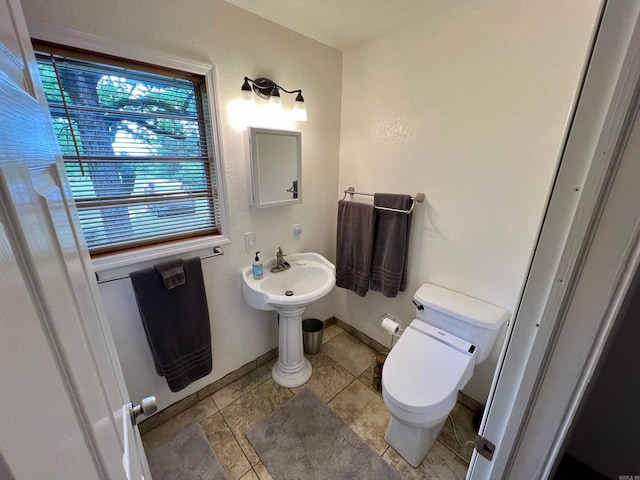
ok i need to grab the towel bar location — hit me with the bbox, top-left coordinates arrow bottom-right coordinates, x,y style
95,246 -> 224,284
342,187 -> 425,214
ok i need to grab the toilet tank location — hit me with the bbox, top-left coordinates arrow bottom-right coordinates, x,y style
414,283 -> 509,364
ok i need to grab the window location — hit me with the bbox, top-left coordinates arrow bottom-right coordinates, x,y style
34,43 -> 222,256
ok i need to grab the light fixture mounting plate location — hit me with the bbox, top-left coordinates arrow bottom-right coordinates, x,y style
252,77 -> 277,100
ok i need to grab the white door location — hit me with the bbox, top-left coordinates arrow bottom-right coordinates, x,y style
0,1 -> 149,478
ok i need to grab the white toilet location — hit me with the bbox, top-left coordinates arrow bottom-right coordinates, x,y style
382,283 -> 509,467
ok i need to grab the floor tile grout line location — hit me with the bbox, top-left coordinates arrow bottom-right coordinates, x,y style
216,413 -> 258,473
436,438 -> 472,469
217,381 -> 295,471
320,346 -> 377,379
324,360 -> 377,406
300,350 -> 360,401
354,376 -> 376,391
438,436 -> 472,466
214,397 -> 260,476
382,445 -> 390,457
326,373 -> 392,459
324,376 -> 356,405
211,367 -> 272,411
196,404 -> 256,479
442,415 -> 474,465
322,329 -> 379,369
320,331 -> 378,403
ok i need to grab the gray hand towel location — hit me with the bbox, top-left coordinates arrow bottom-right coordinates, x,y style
155,259 -> 186,290
370,193 -> 413,298
336,200 -> 376,297
130,257 -> 212,392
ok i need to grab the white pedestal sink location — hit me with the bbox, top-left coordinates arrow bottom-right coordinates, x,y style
241,252 -> 335,387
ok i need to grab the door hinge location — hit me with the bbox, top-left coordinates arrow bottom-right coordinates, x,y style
475,434 -> 496,461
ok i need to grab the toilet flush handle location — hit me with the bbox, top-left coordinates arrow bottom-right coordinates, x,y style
412,299 -> 424,310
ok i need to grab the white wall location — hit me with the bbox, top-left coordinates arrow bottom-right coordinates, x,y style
21,0 -> 342,411
336,0 -> 601,403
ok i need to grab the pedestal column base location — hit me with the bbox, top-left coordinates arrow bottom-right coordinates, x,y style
271,357 -> 312,387
271,306 -> 312,388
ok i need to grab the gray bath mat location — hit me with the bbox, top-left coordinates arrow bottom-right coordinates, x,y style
146,422 -> 227,480
247,389 -> 402,480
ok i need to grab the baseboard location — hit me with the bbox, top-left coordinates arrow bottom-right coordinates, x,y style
457,391 -> 483,413
333,317 -> 391,354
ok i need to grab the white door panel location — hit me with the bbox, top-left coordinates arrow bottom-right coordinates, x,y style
0,217 -> 98,478
0,0 -> 149,478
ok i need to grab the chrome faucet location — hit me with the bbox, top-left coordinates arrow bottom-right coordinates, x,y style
270,247 -> 291,273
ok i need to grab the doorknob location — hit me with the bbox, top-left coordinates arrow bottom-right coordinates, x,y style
128,396 -> 157,426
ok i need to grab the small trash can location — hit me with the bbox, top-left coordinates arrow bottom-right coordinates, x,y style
302,318 -> 324,355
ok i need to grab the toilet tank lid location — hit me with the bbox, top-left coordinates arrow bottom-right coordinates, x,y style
414,283 -> 509,330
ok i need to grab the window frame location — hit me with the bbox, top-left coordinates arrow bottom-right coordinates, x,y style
29,24 -> 230,272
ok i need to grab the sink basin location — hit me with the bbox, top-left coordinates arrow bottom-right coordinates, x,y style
241,252 -> 335,310
241,252 -> 335,388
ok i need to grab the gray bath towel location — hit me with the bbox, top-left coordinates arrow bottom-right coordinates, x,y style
336,200 -> 376,297
370,193 -> 413,297
130,257 -> 212,392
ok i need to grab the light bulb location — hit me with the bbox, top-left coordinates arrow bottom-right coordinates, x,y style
292,92 -> 307,121
268,89 -> 284,114
293,101 -> 307,121
240,88 -> 254,103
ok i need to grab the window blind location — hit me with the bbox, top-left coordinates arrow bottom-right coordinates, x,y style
34,44 -> 221,255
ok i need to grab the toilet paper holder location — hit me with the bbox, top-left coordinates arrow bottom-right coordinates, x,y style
380,313 -> 403,349
373,313 -> 403,392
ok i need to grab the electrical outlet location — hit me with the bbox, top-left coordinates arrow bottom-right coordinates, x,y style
292,224 -> 302,239
244,232 -> 256,251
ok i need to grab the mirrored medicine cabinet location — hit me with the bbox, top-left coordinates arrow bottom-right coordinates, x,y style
247,127 -> 302,208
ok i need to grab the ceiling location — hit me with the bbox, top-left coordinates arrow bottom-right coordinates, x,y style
224,0 -> 475,51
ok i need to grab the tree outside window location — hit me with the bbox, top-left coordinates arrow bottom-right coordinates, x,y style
35,46 -> 219,254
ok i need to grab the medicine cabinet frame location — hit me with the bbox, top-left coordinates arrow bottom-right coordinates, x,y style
247,127 -> 302,208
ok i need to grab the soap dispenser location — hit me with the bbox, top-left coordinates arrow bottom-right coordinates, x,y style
252,251 -> 263,279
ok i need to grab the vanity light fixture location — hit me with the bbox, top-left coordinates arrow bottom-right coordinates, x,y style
241,77 -> 307,121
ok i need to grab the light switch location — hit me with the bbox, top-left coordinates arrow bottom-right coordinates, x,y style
244,232 -> 256,251
292,224 -> 302,239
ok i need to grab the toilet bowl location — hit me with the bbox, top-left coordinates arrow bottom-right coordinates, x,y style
381,283 -> 509,468
382,320 -> 476,467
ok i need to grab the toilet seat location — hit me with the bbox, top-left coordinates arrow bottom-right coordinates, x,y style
382,319 -> 475,420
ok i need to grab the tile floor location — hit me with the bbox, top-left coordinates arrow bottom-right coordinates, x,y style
141,324 -> 476,479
